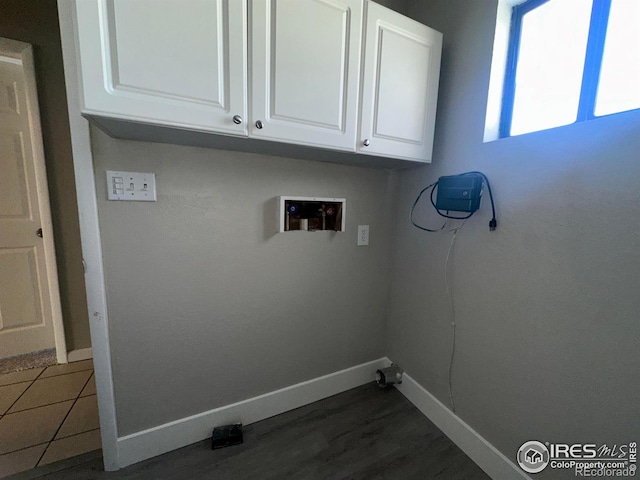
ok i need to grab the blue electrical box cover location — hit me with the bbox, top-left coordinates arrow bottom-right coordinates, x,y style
435,174 -> 483,213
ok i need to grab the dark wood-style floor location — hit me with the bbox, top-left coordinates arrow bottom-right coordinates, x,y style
10,383 -> 490,480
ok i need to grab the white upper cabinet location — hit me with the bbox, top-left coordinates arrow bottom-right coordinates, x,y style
74,0 -> 248,135
70,0 -> 443,166
359,2 -> 442,162
250,0 -> 363,151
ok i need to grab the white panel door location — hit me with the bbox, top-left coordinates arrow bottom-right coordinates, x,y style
359,2 -> 442,162
251,0 -> 363,151
0,39 -> 64,359
74,0 -> 248,135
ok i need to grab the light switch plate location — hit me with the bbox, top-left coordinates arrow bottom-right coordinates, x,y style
106,171 -> 156,202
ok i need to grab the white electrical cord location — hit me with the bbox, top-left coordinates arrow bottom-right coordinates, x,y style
445,219 -> 467,413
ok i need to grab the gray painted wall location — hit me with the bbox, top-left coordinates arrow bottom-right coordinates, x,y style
388,0 -> 640,476
87,0 -> 640,475
91,128 -> 396,435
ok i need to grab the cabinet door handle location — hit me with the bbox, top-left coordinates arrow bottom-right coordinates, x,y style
36,228 -> 43,238
232,115 -> 243,125
363,139 -> 370,147
255,120 -> 263,129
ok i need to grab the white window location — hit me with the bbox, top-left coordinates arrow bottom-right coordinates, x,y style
498,0 -> 640,137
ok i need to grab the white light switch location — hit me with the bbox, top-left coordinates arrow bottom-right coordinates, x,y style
357,225 -> 369,246
106,171 -> 156,202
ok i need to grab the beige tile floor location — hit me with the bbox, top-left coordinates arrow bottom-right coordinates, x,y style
0,359 -> 101,478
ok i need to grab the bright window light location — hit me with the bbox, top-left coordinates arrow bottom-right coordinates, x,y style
595,0 -> 640,116
500,0 -> 640,138
510,0 -> 592,136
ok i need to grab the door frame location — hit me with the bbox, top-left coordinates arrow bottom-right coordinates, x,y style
0,38 -> 68,365
57,1 -> 119,470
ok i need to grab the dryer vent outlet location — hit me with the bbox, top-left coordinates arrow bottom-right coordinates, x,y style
211,424 -> 243,450
376,364 -> 403,388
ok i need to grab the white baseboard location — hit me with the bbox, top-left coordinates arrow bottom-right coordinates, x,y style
395,372 -> 531,480
67,347 -> 93,362
116,357 -> 389,468
115,357 -> 527,478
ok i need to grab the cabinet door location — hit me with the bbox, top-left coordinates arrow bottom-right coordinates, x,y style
359,2 -> 442,162
250,0 -> 363,151
74,0 -> 247,135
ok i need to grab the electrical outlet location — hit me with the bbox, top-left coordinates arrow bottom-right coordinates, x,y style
357,225 -> 369,246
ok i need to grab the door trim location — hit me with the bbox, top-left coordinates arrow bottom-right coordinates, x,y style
67,347 -> 93,362
0,38 -> 68,365
57,2 -> 119,470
